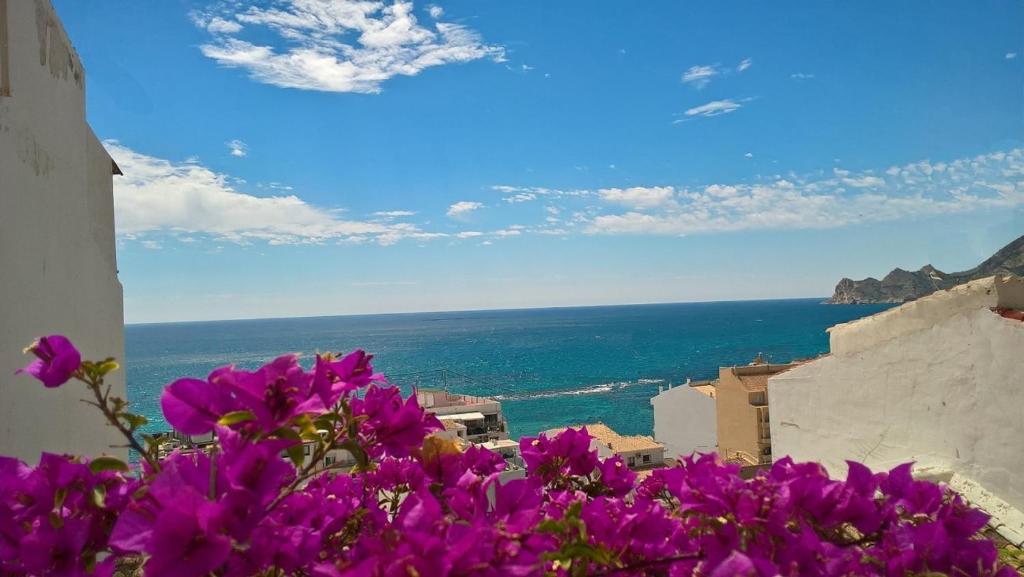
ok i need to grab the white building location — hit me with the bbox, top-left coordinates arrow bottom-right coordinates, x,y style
416,389 -> 510,444
650,380 -> 717,459
0,1 -> 126,462
769,275 -> 1024,542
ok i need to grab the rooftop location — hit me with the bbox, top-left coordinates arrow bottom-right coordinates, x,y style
691,383 -> 717,398
552,422 -> 664,453
729,363 -> 797,391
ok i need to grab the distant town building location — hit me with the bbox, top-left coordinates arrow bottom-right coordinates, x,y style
649,379 -> 717,459
417,389 -> 510,444
716,361 -> 795,466
0,0 -> 126,462
769,275 -> 1024,543
547,423 -> 665,469
650,359 -> 795,466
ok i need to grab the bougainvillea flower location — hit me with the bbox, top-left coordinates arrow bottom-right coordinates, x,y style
160,376 -> 238,435
10,336 -> 1018,577
354,385 -> 442,458
16,335 -> 81,388
312,349 -> 381,406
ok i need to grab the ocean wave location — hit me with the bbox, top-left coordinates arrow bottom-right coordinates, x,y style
494,378 -> 665,401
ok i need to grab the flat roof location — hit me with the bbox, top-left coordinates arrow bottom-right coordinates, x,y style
437,412 -> 486,421
481,439 -> 519,450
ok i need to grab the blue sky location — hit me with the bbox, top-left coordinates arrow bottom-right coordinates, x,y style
53,1 -> 1024,323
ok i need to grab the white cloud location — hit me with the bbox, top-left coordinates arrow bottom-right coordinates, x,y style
427,4 -> 443,18
744,152 -> 753,159
447,201 -> 484,218
490,185 -> 594,200
841,175 -> 884,188
496,149 -> 1024,238
737,57 -> 752,72
456,231 -> 484,238
599,186 -> 676,209
503,192 -> 537,203
373,210 -> 417,218
683,99 -> 742,118
141,240 -> 163,250
1007,52 -> 1018,60
226,139 -> 248,157
194,0 -> 505,94
106,141 -> 445,246
681,64 -> 719,88
191,12 -> 244,34
790,72 -> 815,80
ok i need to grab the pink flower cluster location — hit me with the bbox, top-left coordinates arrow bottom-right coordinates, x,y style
4,335 -> 1015,577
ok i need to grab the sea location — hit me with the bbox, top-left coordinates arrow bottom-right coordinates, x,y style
125,299 -> 893,440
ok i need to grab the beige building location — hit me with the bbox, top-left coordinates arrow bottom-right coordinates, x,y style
651,358 -> 798,466
715,361 -> 795,466
548,423 -> 665,469
0,0 -> 126,462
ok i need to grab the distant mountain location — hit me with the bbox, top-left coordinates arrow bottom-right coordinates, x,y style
827,234 -> 1024,304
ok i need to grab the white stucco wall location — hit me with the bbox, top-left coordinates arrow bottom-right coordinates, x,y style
651,384 -> 717,459
769,276 -> 1024,539
0,0 -> 126,462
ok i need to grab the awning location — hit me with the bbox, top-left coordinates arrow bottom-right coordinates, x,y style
437,412 -> 486,421
481,439 -> 519,450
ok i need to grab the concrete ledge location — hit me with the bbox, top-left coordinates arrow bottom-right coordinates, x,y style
828,276 -> 1024,357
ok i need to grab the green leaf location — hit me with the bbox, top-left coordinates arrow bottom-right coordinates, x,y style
274,427 -> 305,467
89,456 -> 129,474
121,413 -> 148,430
97,360 -> 120,376
217,410 -> 256,426
92,485 -> 107,508
338,439 -> 369,470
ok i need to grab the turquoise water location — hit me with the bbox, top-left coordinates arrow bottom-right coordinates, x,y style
125,299 -> 892,439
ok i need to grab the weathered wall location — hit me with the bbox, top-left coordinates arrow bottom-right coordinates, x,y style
715,369 -> 761,462
769,276 -> 1024,538
651,384 -> 717,458
0,0 -> 125,462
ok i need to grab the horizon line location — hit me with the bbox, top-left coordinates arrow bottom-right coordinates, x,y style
122,294 -> 865,327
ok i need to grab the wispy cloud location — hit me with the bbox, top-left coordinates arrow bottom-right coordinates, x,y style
680,99 -> 743,119
790,72 -> 815,80
106,141 -> 445,246
1007,52 -> 1018,60
737,57 -> 753,72
447,201 -> 484,218
598,186 -> 676,209
192,0 -> 505,94
226,139 -> 248,157
373,210 -> 417,218
681,64 -> 719,88
492,149 -> 1024,238
490,185 -> 594,201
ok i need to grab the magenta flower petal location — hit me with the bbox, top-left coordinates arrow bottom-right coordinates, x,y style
15,335 -> 81,388
161,378 -> 232,435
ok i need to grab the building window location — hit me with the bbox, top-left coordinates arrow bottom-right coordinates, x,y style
0,0 -> 8,96
642,454 -> 651,464
627,456 -> 636,467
